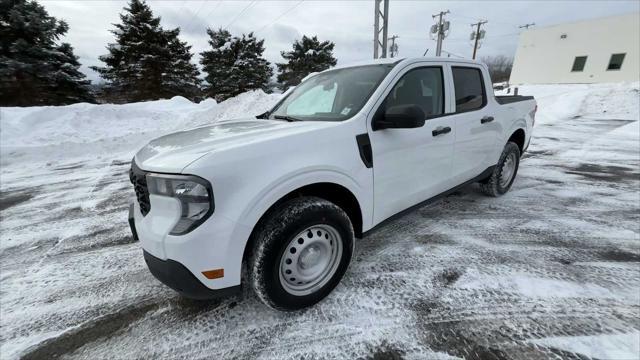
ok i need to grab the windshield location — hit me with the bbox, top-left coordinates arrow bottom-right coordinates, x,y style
269,64 -> 395,122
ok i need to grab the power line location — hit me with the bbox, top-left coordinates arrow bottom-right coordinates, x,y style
255,0 -> 304,33
448,13 -> 478,21
175,0 -> 188,31
448,12 -> 519,27
182,0 -> 210,34
441,50 -> 465,59
200,0 -> 225,29
490,32 -> 520,38
225,0 -> 257,29
446,32 -> 519,42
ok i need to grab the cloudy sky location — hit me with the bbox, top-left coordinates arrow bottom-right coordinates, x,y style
41,0 -> 639,82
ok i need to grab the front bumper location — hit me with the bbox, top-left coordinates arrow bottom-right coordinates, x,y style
143,250 -> 240,300
128,171 -> 251,295
130,204 -> 241,299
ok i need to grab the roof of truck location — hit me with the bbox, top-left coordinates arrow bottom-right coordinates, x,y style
299,57 -> 485,83
331,57 -> 482,70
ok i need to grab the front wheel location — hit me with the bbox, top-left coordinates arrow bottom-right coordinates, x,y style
249,196 -> 354,311
479,141 -> 521,197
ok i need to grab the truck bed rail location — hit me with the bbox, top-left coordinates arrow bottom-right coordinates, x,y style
495,95 -> 534,105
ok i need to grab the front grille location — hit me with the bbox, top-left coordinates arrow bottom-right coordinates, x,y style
130,161 -> 150,216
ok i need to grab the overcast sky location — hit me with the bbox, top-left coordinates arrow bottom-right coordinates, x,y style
40,0 -> 639,82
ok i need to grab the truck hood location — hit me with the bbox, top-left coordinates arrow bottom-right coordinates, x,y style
134,118 -> 329,173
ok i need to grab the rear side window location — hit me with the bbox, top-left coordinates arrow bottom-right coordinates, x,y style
571,56 -> 587,72
452,67 -> 486,112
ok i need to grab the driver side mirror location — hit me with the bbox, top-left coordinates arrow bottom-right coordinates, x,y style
373,104 -> 426,131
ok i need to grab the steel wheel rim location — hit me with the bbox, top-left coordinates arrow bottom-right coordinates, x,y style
500,152 -> 517,187
279,224 -> 343,296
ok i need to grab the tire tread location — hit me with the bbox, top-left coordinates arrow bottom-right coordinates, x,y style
249,196 -> 353,311
480,142 -> 521,197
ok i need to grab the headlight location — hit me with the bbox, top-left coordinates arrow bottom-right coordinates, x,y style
146,173 -> 214,235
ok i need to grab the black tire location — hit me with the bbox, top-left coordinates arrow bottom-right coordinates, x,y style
249,196 -> 354,311
479,141 -> 521,197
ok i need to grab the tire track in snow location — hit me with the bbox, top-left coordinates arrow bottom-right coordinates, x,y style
20,299 -> 161,360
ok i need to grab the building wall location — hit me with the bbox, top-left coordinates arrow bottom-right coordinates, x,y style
510,13 -> 640,84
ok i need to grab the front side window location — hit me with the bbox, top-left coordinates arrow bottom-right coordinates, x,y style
571,56 -> 587,72
452,67 -> 486,113
385,67 -> 444,118
270,64 -> 395,121
607,53 -> 626,70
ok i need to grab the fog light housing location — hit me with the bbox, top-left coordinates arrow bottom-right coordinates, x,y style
146,173 -> 214,235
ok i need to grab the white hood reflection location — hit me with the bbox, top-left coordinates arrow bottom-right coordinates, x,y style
134,118 -> 327,173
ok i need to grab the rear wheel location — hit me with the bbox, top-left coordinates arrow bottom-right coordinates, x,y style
480,141 -> 521,197
249,196 -> 354,311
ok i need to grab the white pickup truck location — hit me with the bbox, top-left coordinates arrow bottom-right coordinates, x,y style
129,57 -> 536,310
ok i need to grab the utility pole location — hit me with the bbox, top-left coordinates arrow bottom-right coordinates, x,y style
431,10 -> 450,57
373,0 -> 390,58
388,35 -> 399,57
470,20 -> 487,60
519,23 -> 535,30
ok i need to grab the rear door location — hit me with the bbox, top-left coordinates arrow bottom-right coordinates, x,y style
368,64 -> 455,224
447,65 -> 498,182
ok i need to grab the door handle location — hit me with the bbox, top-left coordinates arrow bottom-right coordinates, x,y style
481,116 -> 495,124
432,126 -> 451,136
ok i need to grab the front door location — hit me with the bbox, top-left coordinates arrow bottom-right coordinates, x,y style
369,65 -> 455,224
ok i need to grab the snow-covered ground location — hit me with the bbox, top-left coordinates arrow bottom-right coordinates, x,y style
1,83 -> 639,359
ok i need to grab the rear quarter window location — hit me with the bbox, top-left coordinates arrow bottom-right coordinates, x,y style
452,67 -> 486,113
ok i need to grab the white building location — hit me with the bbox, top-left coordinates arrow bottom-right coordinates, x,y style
509,13 -> 639,84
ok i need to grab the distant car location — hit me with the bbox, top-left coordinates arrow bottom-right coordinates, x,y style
128,57 -> 537,310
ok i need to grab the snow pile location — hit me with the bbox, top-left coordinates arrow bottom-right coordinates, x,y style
3,81 -> 636,166
178,91 -> 280,129
0,90 -> 281,166
1,96 -> 201,148
497,82 -> 640,124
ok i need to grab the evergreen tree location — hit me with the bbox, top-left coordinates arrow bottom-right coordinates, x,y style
200,29 -> 272,102
50,43 -> 95,104
164,31 -> 202,100
92,0 -> 200,102
276,35 -> 337,91
0,0 -> 93,106
199,29 -> 235,102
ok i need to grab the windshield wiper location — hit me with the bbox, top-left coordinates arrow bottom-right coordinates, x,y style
273,115 -> 304,122
256,111 -> 270,119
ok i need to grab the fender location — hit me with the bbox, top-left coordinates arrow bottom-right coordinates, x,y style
497,120 -> 527,162
504,121 -> 527,144
237,167 -> 370,233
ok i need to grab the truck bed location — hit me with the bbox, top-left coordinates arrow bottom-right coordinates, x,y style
495,95 -> 534,105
